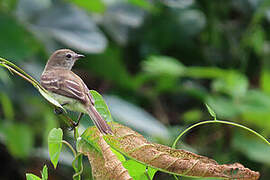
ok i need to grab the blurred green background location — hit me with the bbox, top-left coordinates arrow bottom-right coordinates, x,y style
0,0 -> 270,179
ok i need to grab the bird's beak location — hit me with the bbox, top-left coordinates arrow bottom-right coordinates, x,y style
75,54 -> 85,59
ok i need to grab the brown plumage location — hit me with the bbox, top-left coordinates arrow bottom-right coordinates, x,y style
41,49 -> 112,134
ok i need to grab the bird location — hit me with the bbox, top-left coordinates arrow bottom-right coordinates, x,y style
40,49 -> 112,134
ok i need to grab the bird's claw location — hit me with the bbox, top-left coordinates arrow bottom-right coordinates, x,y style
68,122 -> 79,131
54,107 -> 63,115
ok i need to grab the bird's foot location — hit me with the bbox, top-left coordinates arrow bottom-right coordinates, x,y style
54,103 -> 68,115
68,122 -> 79,131
54,107 -> 63,115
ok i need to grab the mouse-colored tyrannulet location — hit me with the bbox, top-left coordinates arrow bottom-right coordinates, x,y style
41,49 -> 112,134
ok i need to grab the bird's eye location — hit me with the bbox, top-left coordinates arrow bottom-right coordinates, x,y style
66,53 -> 72,58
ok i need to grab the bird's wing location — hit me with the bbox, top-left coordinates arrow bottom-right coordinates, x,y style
41,70 -> 111,134
41,70 -> 88,104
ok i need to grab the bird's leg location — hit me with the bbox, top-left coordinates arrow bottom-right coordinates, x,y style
74,112 -> 84,127
53,103 -> 83,130
145,166 -> 151,180
54,103 -> 68,115
68,113 -> 84,131
54,108 -> 63,115
54,102 -> 77,129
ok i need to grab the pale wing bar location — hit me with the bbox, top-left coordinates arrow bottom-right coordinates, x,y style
41,74 -> 87,103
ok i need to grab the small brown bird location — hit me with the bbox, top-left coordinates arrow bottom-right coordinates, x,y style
41,49 -> 112,134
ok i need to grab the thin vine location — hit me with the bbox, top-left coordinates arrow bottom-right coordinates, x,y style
172,120 -> 270,149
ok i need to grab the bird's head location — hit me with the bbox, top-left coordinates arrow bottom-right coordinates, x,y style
46,49 -> 85,70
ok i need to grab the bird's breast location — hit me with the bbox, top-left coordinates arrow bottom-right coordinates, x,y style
49,91 -> 88,114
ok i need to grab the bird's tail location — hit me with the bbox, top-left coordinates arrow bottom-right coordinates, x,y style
86,104 -> 113,134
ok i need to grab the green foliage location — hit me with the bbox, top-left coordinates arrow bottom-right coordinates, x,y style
261,70 -> 270,94
127,0 -> 155,11
232,132 -> 270,165
41,165 -> 48,180
72,153 -> 83,180
206,95 -> 239,118
184,67 -> 226,79
123,160 -> 157,180
48,128 -> 63,169
89,90 -> 113,122
86,47 -> 134,89
5,123 -> 34,158
0,0 -> 17,12
205,104 -> 216,120
143,56 -> 186,77
70,0 -> 106,13
1,0 -> 270,179
110,147 -> 126,162
212,71 -> 248,98
182,109 -> 203,123
0,14 -> 39,61
26,174 -> 41,180
26,164 -> 48,180
0,92 -> 14,120
80,91 -> 158,179
79,133 -> 158,180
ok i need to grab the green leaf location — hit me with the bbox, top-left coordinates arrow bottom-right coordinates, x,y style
261,69 -> 270,94
6,124 -> 34,158
41,165 -> 48,180
104,96 -> 170,140
185,67 -> 226,79
182,109 -> 203,123
123,160 -> 157,180
26,174 -> 41,180
244,26 -> 265,55
178,9 -> 206,36
127,0 -> 155,11
206,96 -> 240,119
212,71 -> 248,98
232,132 -> 270,165
79,127 -> 101,153
0,92 -> 14,120
35,4 -> 107,53
0,14 -> 40,61
37,87 -> 64,110
86,46 -> 134,89
0,0 -> 17,12
106,96 -> 170,139
78,133 -> 155,180
0,68 -> 11,85
77,136 -> 99,153
43,112 -> 58,147
70,0 -> 106,13
89,90 -> 113,122
237,90 -> 270,133
48,128 -> 63,169
205,103 -> 217,120
111,148 -> 126,163
142,56 -> 186,77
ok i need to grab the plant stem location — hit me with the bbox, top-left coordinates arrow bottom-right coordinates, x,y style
62,140 -> 77,157
173,174 -> 179,180
72,153 -> 83,180
172,120 -> 270,148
